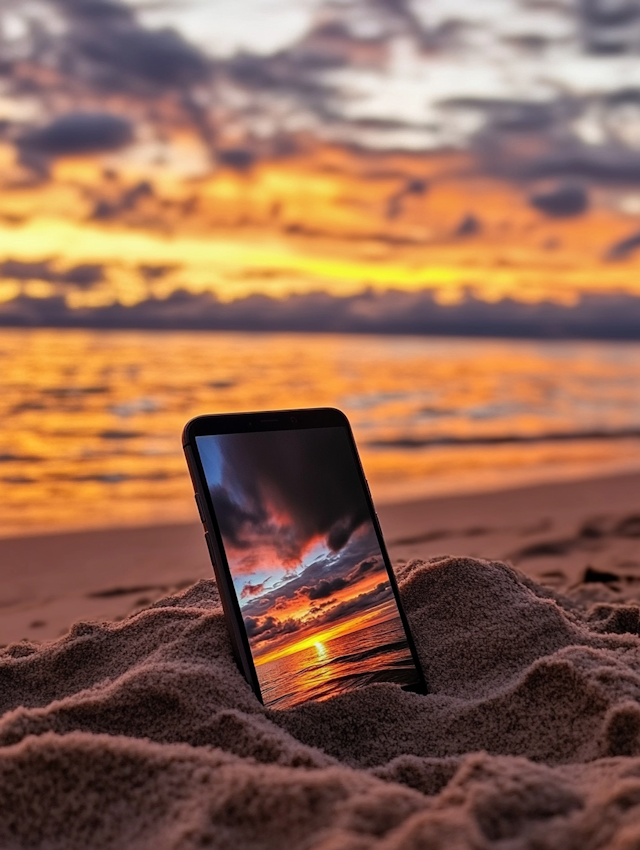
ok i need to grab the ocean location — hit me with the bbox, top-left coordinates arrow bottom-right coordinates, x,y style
255,605 -> 419,710
2,328 -> 640,537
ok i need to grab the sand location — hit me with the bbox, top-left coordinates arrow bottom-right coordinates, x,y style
2,470 -> 640,645
2,471 -> 640,847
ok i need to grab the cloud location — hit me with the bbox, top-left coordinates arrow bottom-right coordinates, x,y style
530,185 -> 589,218
240,579 -> 271,599
3,0 -> 640,189
0,260 -> 105,288
386,177 -> 428,220
605,230 -> 640,261
7,287 -> 640,341
243,614 -> 300,645
19,112 -> 133,157
306,576 -> 349,601
454,213 -> 482,236
579,0 -> 640,53
210,428 -> 371,565
243,578 -> 394,652
216,149 -> 256,172
244,615 -> 276,639
443,97 -> 560,135
304,555 -> 383,600
316,582 -> 392,626
240,528 -> 382,618
519,151 -> 640,184
349,557 -> 382,579
0,0 -> 214,174
452,90 -> 640,188
206,485 -> 269,553
52,0 -> 210,93
241,548 -> 390,650
91,181 -> 155,221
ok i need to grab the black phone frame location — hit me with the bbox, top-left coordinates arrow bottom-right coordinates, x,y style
182,406 -> 428,706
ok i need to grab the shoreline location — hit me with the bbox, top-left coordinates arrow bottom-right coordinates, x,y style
1,469 -> 639,645
4,460 -> 640,543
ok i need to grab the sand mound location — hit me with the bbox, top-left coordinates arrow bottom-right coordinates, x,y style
4,556 -> 640,847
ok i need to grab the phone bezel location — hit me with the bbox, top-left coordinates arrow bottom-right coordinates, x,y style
183,406 -> 427,706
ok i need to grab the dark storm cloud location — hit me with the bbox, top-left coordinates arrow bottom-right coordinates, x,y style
7,287 -> 640,340
529,185 -> 589,218
212,428 -> 371,562
19,112 -> 133,156
207,485 -> 268,552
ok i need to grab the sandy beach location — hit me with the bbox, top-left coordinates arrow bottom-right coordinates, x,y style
2,471 -> 640,848
2,470 -> 639,646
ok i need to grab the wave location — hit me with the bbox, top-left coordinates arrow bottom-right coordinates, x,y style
368,427 -> 640,449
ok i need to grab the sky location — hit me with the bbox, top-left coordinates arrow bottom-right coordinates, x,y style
1,0 -> 640,331
196,426 -> 402,665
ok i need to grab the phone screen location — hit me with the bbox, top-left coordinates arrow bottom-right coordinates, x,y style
195,425 -> 422,709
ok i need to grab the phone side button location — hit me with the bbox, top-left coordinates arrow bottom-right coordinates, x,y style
194,493 -> 206,524
203,532 -> 216,568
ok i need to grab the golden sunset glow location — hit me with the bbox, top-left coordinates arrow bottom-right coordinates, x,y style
3,138 -> 640,316
254,603 -> 395,668
251,569 -> 394,666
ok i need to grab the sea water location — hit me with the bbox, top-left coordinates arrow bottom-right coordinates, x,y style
2,328 -> 640,536
257,607 -> 417,710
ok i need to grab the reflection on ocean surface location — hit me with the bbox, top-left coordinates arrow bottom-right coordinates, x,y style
257,609 -> 417,710
2,328 -> 640,536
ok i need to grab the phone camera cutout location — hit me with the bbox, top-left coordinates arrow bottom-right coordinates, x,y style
290,416 -> 297,424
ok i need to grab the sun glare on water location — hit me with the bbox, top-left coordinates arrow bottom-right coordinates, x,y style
314,642 -> 327,659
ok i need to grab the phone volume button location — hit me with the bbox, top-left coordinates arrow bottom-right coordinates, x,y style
194,494 -> 206,524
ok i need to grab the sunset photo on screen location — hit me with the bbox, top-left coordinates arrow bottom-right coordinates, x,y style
196,427 -> 421,708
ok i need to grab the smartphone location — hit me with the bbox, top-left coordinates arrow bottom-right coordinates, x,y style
182,407 -> 426,709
